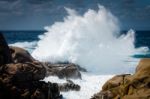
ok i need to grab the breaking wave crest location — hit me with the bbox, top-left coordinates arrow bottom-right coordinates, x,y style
32,5 -> 146,74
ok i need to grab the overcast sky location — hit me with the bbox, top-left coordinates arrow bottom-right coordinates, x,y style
0,0 -> 150,30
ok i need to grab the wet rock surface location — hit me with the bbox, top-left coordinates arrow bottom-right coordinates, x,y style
91,58 -> 150,99
43,62 -> 82,79
9,46 -> 83,79
58,80 -> 80,92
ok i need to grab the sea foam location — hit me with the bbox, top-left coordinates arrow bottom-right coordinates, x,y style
44,72 -> 114,99
10,41 -> 37,53
32,5 -> 142,74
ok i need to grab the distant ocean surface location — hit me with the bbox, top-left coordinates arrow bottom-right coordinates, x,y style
1,31 -> 44,52
1,30 -> 150,58
1,31 -> 43,44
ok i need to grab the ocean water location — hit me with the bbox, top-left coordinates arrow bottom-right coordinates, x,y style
1,6 -> 150,99
2,30 -> 150,50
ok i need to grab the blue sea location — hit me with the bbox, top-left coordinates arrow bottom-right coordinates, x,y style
1,31 -> 150,47
2,30 -> 150,58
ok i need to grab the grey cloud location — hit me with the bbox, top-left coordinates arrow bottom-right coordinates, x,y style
123,0 -> 135,4
0,0 -> 23,14
0,0 -> 18,2
145,5 -> 150,11
0,0 -> 149,30
27,0 -> 53,5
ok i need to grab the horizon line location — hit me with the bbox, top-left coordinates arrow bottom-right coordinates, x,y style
0,30 -> 150,31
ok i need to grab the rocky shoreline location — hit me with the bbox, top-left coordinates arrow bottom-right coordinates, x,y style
91,58 -> 150,99
0,33 -> 81,99
0,32 -> 150,99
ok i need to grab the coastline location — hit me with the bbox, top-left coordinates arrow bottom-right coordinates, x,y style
0,32 -> 150,99
91,58 -> 150,99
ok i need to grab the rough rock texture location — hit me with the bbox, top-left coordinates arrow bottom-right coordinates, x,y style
91,58 -> 150,99
0,33 -> 12,65
0,79 -> 62,99
1,62 -> 46,82
0,33 -> 81,99
59,80 -> 80,92
43,63 -> 82,79
0,34 -> 62,99
9,46 -> 35,63
9,46 -> 83,79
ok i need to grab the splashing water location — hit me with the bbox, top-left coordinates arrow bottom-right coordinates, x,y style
10,41 -> 37,53
32,6 -> 143,74
44,73 -> 114,99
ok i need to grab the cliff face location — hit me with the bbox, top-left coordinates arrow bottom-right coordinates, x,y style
91,58 -> 150,99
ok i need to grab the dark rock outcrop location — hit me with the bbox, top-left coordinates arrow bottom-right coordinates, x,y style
0,79 -> 62,99
0,33 -> 12,65
43,63 -> 82,79
9,46 -> 83,79
0,33 -> 82,99
0,33 -> 62,99
91,58 -> 150,99
2,62 -> 46,82
59,80 -> 80,92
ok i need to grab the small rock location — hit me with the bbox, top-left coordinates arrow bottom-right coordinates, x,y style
43,63 -> 82,79
9,46 -> 35,63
